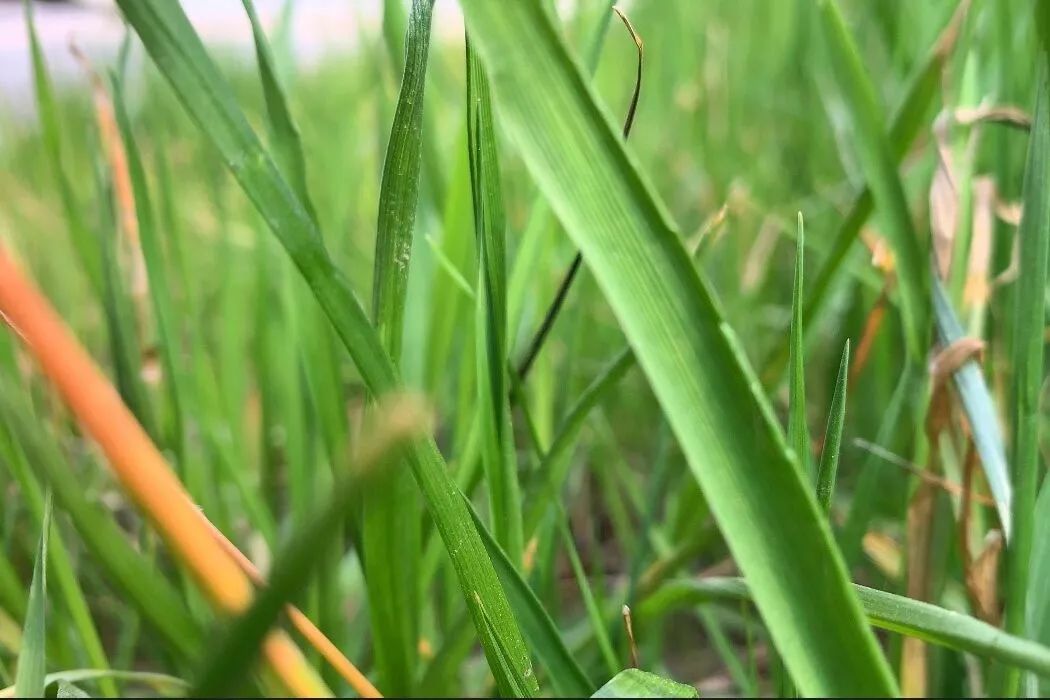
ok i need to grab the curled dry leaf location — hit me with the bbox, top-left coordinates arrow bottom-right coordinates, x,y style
967,530 -> 1004,625
955,105 -> 1033,131
929,113 -> 959,280
930,337 -> 986,391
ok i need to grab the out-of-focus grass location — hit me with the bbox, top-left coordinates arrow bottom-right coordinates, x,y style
0,0 -> 1045,697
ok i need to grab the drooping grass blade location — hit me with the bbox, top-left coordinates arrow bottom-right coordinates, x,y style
241,0 -> 317,224
458,2 -> 895,695
640,577 -> 1050,679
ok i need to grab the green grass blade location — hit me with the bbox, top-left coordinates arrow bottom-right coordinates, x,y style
116,2 -> 536,692
838,360 -> 921,563
556,514 -> 619,678
1029,475 -> 1050,667
360,457 -> 419,696
373,0 -> 435,360
698,608 -> 758,696
458,2 -> 896,695
1005,15 -> 1050,694
241,0 -> 317,224
788,212 -> 809,476
467,499 -> 595,697
640,577 -> 1050,679
13,491 -> 51,699
467,37 -> 522,560
816,341 -> 850,514
0,390 -> 201,661
472,592 -> 532,699
592,669 -> 697,698
366,0 -> 435,692
931,276 -> 1011,538
22,0 -> 103,297
816,0 -> 930,360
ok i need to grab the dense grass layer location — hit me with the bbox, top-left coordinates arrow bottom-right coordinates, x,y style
0,0 -> 1047,697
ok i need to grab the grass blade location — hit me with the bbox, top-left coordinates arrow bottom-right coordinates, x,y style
1004,13 -> 1050,694
114,2 -> 536,692
467,37 -> 522,559
592,669 -> 697,698
556,514 -> 619,678
366,1 -> 435,692
816,341 -> 850,514
13,492 -> 51,699
931,276 -> 1011,538
241,0 -> 317,223
516,6 -> 643,379
458,2 -> 896,695
640,577 -> 1050,679
468,500 -> 595,697
816,0 -> 930,360
373,0 -> 435,360
788,212 -> 809,475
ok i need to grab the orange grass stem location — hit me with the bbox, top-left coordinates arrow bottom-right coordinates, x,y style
0,248 -> 330,697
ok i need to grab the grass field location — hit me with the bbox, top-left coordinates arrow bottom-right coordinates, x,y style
0,0 -> 1047,696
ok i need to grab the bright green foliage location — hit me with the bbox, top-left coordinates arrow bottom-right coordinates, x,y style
457,1 -> 895,695
1,0 -> 1046,697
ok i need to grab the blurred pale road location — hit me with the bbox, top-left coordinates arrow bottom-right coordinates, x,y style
0,0 -> 467,119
